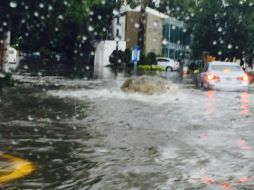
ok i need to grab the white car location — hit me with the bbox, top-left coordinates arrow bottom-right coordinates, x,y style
196,61 -> 250,91
156,57 -> 180,72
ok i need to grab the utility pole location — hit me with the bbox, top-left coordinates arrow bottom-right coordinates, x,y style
114,0 -> 122,78
2,30 -> 11,73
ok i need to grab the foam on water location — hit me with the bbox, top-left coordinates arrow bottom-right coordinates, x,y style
48,88 -> 182,105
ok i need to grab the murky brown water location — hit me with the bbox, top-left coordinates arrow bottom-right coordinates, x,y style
1,76 -> 254,190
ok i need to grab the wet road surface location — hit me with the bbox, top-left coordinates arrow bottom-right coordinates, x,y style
1,75 -> 254,190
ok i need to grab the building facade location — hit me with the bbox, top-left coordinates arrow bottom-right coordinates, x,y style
112,5 -> 192,61
112,5 -> 168,55
162,17 -> 192,61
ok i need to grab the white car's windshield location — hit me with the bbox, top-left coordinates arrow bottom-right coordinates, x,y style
211,65 -> 242,72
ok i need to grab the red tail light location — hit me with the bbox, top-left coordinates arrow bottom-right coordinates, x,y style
237,75 -> 249,81
206,74 -> 220,81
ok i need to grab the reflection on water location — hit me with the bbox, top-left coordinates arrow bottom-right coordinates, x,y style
0,87 -> 101,189
206,90 -> 215,118
240,92 -> 250,115
206,90 -> 251,117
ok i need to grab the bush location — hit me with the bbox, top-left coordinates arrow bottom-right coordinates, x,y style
145,52 -> 157,66
138,65 -> 163,72
138,51 -> 157,66
109,49 -> 132,73
0,73 -> 15,89
39,47 -> 50,59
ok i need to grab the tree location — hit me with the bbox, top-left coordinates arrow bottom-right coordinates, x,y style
157,0 -> 197,21
189,0 -> 254,60
0,0 -> 108,66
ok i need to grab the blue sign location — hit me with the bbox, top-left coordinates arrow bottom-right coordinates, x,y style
132,45 -> 140,64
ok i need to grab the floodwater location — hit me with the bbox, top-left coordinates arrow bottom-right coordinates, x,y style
1,74 -> 254,190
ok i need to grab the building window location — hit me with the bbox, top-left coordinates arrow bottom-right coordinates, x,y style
163,24 -> 169,41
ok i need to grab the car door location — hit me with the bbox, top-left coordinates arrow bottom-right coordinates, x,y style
157,58 -> 169,70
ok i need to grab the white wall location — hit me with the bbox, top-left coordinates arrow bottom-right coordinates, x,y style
94,40 -> 126,79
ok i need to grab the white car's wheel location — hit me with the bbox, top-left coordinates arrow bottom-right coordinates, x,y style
166,66 -> 173,72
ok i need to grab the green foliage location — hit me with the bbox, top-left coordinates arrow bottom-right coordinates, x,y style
138,65 -> 163,72
145,52 -> 157,66
138,51 -> 157,66
109,49 -> 132,72
0,0 -> 117,66
157,0 -> 196,20
0,73 -> 15,89
189,0 -> 254,59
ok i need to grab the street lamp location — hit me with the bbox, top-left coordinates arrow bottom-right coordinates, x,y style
114,1 -> 121,78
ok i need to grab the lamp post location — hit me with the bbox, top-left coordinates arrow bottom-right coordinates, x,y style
114,0 -> 121,78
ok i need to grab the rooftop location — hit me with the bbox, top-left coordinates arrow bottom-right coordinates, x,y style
120,5 -> 169,19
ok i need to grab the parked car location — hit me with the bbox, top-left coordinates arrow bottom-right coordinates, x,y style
196,61 -> 250,91
156,57 -> 180,72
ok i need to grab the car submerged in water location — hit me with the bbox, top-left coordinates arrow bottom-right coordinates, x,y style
196,61 -> 250,91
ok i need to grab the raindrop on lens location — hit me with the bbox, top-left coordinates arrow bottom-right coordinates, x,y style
153,22 -> 158,27
34,12 -> 39,17
82,36 -> 87,41
58,15 -> 64,20
12,140 -> 17,145
10,1 -> 17,8
48,5 -> 53,11
39,3 -> 44,8
134,23 -> 140,28
27,115 -> 34,121
113,9 -> 119,16
88,26 -> 94,32
228,44 -> 232,49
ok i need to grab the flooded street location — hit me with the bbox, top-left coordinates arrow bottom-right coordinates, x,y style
1,75 -> 254,190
